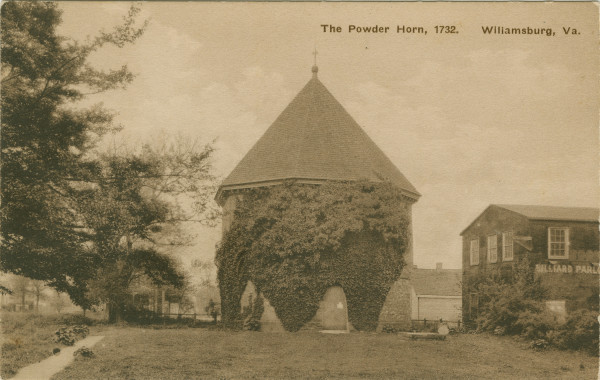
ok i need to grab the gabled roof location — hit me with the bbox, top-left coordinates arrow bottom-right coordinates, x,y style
461,204 -> 599,235
412,268 -> 461,297
217,67 -> 419,202
496,204 -> 599,223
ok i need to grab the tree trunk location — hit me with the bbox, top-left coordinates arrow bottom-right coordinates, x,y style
154,288 -> 158,314
116,307 -> 123,324
108,303 -> 116,323
108,302 -> 124,324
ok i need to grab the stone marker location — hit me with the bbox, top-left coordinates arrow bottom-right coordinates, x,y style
407,332 -> 446,341
438,324 -> 450,336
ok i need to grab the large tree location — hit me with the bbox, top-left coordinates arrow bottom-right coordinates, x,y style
1,3 -> 216,317
1,1 -> 146,301
77,141 -> 216,321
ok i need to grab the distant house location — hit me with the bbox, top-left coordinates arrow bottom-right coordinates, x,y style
460,204 -> 599,323
0,273 -> 78,314
410,264 -> 462,325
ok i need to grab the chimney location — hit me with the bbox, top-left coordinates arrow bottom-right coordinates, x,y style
436,262 -> 443,271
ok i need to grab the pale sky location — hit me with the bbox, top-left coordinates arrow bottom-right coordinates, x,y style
57,2 -> 598,270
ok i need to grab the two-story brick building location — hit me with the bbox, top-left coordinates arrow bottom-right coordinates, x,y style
461,204 -> 599,322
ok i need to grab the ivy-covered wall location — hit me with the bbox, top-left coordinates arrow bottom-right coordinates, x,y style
216,180 -> 413,331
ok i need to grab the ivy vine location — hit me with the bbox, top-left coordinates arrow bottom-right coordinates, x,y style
216,180 -> 411,331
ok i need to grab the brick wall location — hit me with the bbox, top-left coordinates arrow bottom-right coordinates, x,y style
377,202 -> 414,331
538,272 -> 598,311
221,193 -> 240,234
377,278 -> 412,331
240,281 -> 285,332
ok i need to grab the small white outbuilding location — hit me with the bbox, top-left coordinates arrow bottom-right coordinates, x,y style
410,264 -> 462,325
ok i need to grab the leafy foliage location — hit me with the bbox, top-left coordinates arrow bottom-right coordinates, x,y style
73,346 -> 95,358
516,309 -> 599,355
467,258 -> 547,334
1,3 -> 218,319
546,310 -> 599,355
78,140 -> 216,321
217,180 -> 411,331
1,1 -> 146,303
242,294 -> 264,331
54,325 -> 89,346
1,313 -> 96,378
468,259 -> 598,355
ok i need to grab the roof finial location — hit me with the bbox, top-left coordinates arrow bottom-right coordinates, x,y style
311,47 -> 318,76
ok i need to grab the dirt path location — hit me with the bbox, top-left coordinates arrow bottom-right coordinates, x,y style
11,335 -> 104,380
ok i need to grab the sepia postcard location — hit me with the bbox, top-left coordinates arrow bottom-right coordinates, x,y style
1,2 -> 598,379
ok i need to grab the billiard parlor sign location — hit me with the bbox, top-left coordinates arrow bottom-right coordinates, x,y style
535,263 -> 599,275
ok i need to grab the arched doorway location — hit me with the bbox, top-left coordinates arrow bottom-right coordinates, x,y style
320,286 -> 348,331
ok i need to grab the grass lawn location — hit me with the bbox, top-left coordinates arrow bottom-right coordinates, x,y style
53,328 -> 598,379
1,312 -> 102,379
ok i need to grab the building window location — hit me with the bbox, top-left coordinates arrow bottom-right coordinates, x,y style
502,232 -> 513,261
487,235 -> 498,263
470,239 -> 479,266
548,228 -> 569,259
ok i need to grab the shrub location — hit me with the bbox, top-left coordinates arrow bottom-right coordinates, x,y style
546,310 -> 599,355
471,258 -> 547,335
2,313 -> 96,379
54,325 -> 89,346
242,294 -> 264,331
476,296 -> 544,335
71,325 -> 90,338
73,347 -> 94,358
493,326 -> 505,336
124,308 -> 160,324
468,259 -> 598,355
514,309 -> 561,340
243,318 -> 261,331
54,328 -> 76,346
382,325 -> 400,334
529,339 -> 549,350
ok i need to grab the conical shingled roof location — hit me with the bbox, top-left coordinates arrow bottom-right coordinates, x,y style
218,68 -> 420,201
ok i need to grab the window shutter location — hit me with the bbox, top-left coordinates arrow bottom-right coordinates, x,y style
547,227 -> 551,258
565,228 -> 570,258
